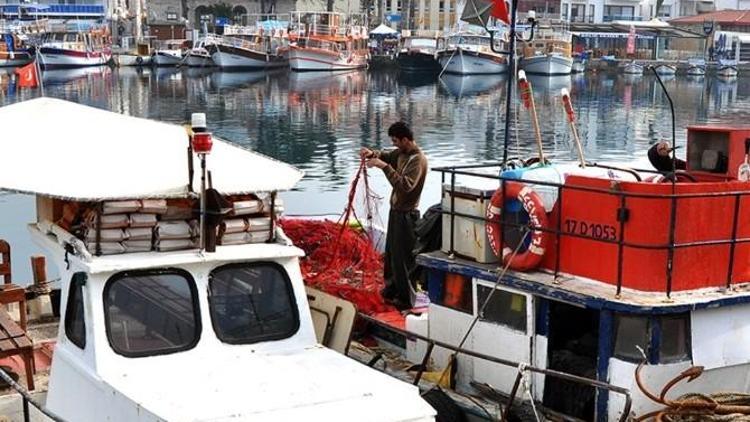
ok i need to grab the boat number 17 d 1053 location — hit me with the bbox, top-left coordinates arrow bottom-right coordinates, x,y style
564,219 -> 617,241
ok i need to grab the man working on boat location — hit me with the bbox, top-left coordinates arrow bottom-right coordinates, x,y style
648,140 -> 686,173
360,122 -> 428,311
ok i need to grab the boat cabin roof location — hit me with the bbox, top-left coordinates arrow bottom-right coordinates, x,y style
0,98 -> 304,201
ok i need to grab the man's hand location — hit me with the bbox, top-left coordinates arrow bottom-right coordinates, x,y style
366,158 -> 387,169
360,147 -> 374,159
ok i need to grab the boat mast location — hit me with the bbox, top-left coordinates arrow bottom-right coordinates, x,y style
134,0 -> 142,43
501,0 -> 519,166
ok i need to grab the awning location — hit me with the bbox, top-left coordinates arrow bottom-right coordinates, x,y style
370,23 -> 398,35
570,22 -> 705,39
0,98 -> 304,200
572,31 -> 654,40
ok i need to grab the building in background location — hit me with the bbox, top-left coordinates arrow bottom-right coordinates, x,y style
560,0 -> 718,24
0,0 -> 106,21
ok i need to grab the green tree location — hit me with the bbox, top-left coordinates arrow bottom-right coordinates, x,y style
209,2 -> 234,18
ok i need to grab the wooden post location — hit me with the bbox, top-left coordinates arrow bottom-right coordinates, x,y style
30,256 -> 46,285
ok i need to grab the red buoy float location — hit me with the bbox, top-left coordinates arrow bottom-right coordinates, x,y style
486,181 -> 550,271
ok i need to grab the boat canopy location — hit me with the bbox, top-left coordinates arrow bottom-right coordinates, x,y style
0,98 -> 304,200
370,23 -> 398,35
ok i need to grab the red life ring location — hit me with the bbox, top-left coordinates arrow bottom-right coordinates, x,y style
485,182 -> 550,271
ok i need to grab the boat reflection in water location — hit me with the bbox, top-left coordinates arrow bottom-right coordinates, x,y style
152,66 -> 181,81
438,73 -> 506,98
210,69 -> 283,90
397,69 -> 438,88
42,66 -> 112,85
527,74 -> 571,97
183,67 -> 215,79
288,70 -> 366,126
622,73 -> 642,85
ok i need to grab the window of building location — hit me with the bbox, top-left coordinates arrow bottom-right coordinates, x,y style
104,269 -> 201,357
562,3 -> 568,19
589,4 -> 594,21
604,5 -> 634,18
570,4 -> 585,22
476,284 -> 527,333
613,313 -> 691,363
65,273 -> 87,350
208,263 -> 299,344
657,5 -> 671,17
166,11 -> 177,20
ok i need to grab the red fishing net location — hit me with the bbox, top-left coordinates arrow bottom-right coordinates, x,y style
279,159 -> 394,315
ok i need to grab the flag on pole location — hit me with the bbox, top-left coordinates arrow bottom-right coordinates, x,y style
491,0 -> 510,24
15,60 -> 38,88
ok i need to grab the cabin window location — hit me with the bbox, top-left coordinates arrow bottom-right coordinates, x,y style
659,314 -> 690,363
476,284 -> 527,333
208,262 -> 299,344
613,313 -> 691,363
65,272 -> 87,349
104,269 -> 201,357
613,315 -> 648,361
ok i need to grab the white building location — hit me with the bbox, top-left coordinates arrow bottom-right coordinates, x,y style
561,0 -> 716,24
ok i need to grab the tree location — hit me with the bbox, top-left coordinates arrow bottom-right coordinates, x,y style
209,2 -> 234,18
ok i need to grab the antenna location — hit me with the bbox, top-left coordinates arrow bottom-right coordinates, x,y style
650,66 -> 676,182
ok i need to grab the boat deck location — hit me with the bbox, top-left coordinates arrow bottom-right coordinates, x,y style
418,250 -> 750,313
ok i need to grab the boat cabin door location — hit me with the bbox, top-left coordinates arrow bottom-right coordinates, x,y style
542,300 -> 599,420
470,281 -> 536,395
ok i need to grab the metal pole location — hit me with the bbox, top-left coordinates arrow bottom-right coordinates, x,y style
502,0 -> 520,166
199,154 -> 207,250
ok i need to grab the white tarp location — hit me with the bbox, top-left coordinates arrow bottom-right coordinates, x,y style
370,23 -> 398,35
0,98 -> 304,200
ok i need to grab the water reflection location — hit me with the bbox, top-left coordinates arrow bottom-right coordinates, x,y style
2,67 -> 750,280
438,73 -> 506,98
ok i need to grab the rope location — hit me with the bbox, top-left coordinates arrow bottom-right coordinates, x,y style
635,361 -> 750,421
517,363 -> 542,422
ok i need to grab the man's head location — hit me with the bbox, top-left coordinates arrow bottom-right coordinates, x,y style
388,121 -> 415,152
656,141 -> 674,157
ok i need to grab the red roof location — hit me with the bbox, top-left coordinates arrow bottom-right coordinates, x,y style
670,9 -> 750,25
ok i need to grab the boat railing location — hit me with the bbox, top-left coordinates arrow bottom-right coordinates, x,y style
357,313 -> 632,421
435,162 -> 750,298
0,366 -> 66,422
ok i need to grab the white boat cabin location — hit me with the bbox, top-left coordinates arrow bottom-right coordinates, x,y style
0,98 -> 435,422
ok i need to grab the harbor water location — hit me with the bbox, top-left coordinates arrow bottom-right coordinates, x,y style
1,66 -> 749,281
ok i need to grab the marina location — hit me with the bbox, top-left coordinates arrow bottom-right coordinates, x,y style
1,0 -> 750,418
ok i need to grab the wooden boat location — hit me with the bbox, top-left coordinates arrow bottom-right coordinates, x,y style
717,59 -> 738,77
288,11 -> 368,71
37,28 -> 112,69
655,64 -> 676,75
519,20 -> 572,75
0,97 -> 437,422
0,34 -> 34,67
438,31 -> 507,75
686,58 -> 705,76
396,32 -> 441,72
622,60 -> 644,75
208,21 -> 289,70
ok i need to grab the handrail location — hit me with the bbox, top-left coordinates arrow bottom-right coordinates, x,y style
0,367 -> 67,422
436,164 -> 750,297
358,313 -> 632,422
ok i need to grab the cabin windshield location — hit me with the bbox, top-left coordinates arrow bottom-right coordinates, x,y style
406,38 -> 436,48
104,269 -> 201,357
208,262 -> 299,344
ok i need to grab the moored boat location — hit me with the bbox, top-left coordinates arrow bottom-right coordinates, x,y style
37,28 -> 112,69
519,20 -> 572,75
717,59 -> 738,77
396,32 -> 441,72
654,63 -> 676,75
622,60 -> 644,75
0,97 -> 437,422
185,38 -> 215,67
208,21 -> 289,70
0,34 -> 34,67
152,40 -> 185,66
686,58 -> 705,76
288,11 -> 369,71
438,30 -> 507,75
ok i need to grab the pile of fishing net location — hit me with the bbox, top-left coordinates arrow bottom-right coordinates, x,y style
278,159 -> 393,315
279,218 -> 393,315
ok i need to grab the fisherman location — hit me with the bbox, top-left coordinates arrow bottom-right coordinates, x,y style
648,140 -> 686,173
360,122 -> 428,310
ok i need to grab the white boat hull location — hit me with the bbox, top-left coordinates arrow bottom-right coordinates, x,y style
655,65 -> 676,75
212,51 -> 287,69
686,66 -> 705,76
117,54 -> 151,67
718,66 -> 738,77
185,54 -> 214,67
439,49 -> 507,75
623,63 -> 644,75
152,51 -> 182,66
520,55 -> 572,75
38,48 -> 111,69
0,51 -> 34,67
289,48 -> 367,71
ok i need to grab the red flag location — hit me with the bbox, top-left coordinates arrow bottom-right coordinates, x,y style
491,0 -> 510,25
15,60 -> 38,88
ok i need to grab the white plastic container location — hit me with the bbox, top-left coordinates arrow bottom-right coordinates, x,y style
441,184 -> 498,263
